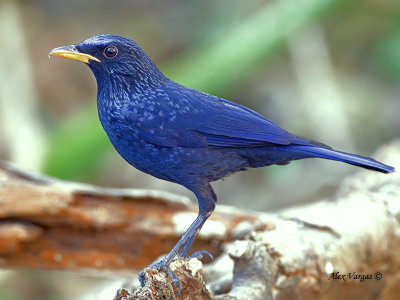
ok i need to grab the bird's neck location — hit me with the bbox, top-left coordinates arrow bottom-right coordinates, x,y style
93,58 -> 169,125
92,57 -> 168,96
98,70 -> 167,96
95,71 -> 168,125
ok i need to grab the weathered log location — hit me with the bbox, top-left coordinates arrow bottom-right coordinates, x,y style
114,141 -> 400,300
0,160 -> 258,273
1,141 -> 399,300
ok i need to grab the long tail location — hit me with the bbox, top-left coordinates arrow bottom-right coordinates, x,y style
289,145 -> 395,174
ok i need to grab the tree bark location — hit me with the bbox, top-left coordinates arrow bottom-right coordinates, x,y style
0,161 -> 258,273
0,141 -> 399,300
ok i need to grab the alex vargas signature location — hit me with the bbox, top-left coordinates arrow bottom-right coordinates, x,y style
328,271 -> 382,282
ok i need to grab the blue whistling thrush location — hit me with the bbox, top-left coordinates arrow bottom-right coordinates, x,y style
49,34 -> 395,294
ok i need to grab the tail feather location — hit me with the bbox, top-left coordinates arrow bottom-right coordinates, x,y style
290,145 -> 395,174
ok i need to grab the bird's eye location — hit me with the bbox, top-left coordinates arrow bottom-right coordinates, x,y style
104,46 -> 118,58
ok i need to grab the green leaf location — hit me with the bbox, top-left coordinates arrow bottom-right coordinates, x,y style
373,25 -> 400,77
164,0 -> 347,94
44,103 -> 110,180
44,0 -> 348,180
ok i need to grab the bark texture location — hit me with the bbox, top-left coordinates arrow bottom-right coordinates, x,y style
0,161 -> 257,273
0,141 -> 399,300
115,141 -> 400,300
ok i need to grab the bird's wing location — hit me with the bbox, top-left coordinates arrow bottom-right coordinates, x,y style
124,84 -> 298,148
193,95 -> 293,146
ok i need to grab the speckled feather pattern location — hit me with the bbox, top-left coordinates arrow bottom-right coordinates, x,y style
97,79 -> 321,186
73,34 -> 393,190
53,34 -> 394,294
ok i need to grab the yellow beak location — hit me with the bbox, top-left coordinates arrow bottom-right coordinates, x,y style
48,45 -> 100,63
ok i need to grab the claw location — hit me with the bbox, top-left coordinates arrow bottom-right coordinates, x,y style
138,251 -> 212,296
166,267 -> 182,296
138,270 -> 146,287
138,259 -> 183,296
137,212 -> 212,296
186,250 -> 213,261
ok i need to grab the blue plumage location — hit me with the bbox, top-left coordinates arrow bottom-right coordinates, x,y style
50,34 -> 394,294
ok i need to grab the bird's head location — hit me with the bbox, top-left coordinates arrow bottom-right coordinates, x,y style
49,34 -> 167,92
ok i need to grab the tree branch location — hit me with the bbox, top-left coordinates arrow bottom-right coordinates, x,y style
0,161 -> 258,273
115,141 -> 400,300
1,141 -> 399,300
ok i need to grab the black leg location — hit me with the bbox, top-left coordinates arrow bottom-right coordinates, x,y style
138,183 -> 216,295
178,183 -> 216,258
178,217 -> 208,258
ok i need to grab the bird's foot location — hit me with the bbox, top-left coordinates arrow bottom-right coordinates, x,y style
138,258 -> 182,296
180,249 -> 213,260
138,251 -> 213,296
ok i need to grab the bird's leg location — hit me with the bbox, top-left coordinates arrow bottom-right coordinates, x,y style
138,183 -> 216,295
177,226 -> 202,258
179,184 -> 216,259
177,218 -> 213,259
138,213 -> 209,295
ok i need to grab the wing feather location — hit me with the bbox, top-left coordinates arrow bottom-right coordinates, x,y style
124,82 -> 298,148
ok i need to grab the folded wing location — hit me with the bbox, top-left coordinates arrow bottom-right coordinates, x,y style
125,83 -> 315,148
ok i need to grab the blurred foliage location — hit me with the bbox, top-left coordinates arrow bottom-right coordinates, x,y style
1,0 -> 399,299
374,25 -> 400,77
0,0 -> 397,209
45,103 -> 109,180
165,0 -> 346,93
0,292 -> 19,300
43,0 -> 348,180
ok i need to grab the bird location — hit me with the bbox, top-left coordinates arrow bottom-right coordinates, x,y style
49,34 -> 394,294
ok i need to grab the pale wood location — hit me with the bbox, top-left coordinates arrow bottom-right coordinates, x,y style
0,141 -> 399,300
114,141 -> 400,300
0,160 -> 258,273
